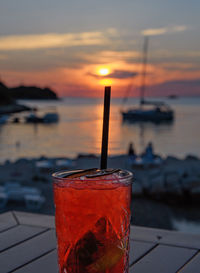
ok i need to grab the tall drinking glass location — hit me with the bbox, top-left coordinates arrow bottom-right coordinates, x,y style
53,169 -> 133,273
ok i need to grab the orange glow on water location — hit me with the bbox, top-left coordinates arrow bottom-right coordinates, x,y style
99,79 -> 112,86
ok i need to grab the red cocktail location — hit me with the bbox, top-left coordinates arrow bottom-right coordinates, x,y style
53,168 -> 132,273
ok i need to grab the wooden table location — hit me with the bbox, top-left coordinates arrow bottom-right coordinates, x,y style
0,211 -> 200,273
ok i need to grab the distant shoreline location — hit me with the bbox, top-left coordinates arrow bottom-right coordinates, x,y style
0,103 -> 31,115
0,80 -> 58,102
57,95 -> 200,99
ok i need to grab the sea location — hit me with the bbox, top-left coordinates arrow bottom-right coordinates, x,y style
0,96 -> 200,163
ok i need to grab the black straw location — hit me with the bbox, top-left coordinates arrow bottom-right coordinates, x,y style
100,86 -> 111,169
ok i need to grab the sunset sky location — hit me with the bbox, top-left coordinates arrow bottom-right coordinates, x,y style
0,0 -> 200,97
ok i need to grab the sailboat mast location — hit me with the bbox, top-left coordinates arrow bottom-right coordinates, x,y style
140,36 -> 149,106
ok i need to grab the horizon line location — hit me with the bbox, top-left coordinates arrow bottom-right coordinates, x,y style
59,94 -> 200,99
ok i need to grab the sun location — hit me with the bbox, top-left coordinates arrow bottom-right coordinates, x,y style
98,68 -> 110,76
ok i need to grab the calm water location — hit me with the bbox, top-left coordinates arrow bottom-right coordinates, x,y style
1,96 -> 200,163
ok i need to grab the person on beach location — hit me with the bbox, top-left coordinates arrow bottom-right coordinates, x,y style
128,142 -> 137,163
140,142 -> 163,166
142,142 -> 155,163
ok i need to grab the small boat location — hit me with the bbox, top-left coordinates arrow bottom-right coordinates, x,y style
25,113 -> 43,123
25,111 -> 59,124
121,37 -> 174,123
43,112 -> 59,123
168,95 -> 178,99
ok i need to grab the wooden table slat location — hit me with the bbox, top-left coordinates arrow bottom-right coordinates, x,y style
160,233 -> 200,249
131,225 -> 200,249
0,229 -> 56,273
0,225 -> 46,252
130,244 -> 197,273
13,211 -> 55,228
129,239 -> 156,265
12,250 -> 58,273
0,212 -> 17,232
179,252 -> 200,273
130,225 -> 171,243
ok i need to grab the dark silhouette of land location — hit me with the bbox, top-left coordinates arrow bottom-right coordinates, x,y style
9,85 -> 58,100
0,81 -> 58,101
0,82 -> 14,106
0,80 -> 58,114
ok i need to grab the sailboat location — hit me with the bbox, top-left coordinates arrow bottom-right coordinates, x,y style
121,37 -> 174,123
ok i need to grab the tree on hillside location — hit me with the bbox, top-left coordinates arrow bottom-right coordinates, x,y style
0,81 -> 14,105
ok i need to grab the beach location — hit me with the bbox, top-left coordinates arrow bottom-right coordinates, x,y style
1,153 -> 200,233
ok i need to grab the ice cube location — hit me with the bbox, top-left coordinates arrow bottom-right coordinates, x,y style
63,168 -> 98,178
85,169 -> 121,178
94,217 -> 119,244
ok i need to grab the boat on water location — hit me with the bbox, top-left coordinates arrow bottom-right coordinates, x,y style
122,100 -> 174,122
168,94 -> 178,99
25,111 -> 59,124
121,37 -> 174,123
43,112 -> 59,123
25,113 -> 43,123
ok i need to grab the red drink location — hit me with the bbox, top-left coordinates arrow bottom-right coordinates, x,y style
53,169 -> 132,273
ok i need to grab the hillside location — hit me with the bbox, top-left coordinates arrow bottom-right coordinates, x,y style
0,82 -> 14,105
8,85 -> 58,100
0,82 -> 30,114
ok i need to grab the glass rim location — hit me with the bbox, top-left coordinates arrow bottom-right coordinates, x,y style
52,169 -> 133,183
